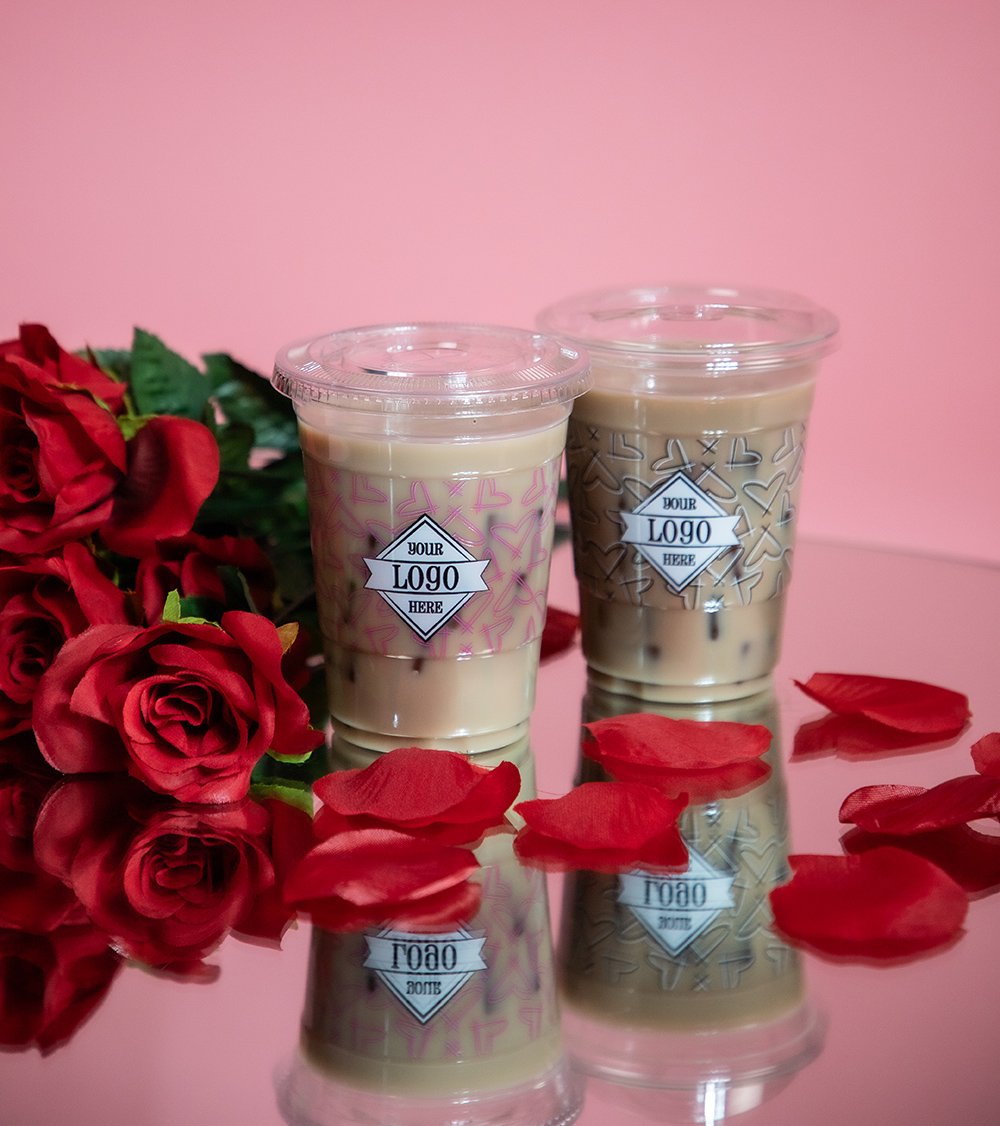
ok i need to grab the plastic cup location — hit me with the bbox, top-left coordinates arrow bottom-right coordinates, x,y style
556,684 -> 824,1108
537,285 -> 838,702
272,324 -> 590,749
277,831 -> 581,1126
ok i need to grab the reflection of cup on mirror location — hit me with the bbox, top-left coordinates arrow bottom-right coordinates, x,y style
276,830 -> 581,1126
538,285 -> 838,703
272,324 -> 590,750
556,685 -> 823,1111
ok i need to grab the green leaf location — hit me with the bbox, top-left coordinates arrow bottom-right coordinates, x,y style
160,589 -> 217,626
129,328 -> 210,420
161,589 -> 183,623
116,413 -> 153,442
213,421 -> 255,472
249,778 -> 315,815
251,747 -> 328,791
203,352 -> 300,452
265,745 -> 315,765
87,347 -> 132,382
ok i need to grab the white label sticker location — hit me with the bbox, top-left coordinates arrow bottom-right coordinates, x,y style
363,927 -> 487,1023
618,848 -> 735,956
363,514 -> 489,640
620,472 -> 740,593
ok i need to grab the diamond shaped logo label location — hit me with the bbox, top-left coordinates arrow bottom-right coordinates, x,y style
620,472 -> 740,593
364,515 -> 489,640
617,848 -> 735,956
363,927 -> 487,1023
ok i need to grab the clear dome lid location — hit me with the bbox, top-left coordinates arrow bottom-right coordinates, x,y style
272,322 -> 590,415
537,284 -> 838,375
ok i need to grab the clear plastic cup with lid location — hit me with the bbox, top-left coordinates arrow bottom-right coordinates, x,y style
537,284 -> 838,702
271,323 -> 590,749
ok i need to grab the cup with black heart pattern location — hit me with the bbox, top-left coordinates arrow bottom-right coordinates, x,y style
537,284 -> 838,702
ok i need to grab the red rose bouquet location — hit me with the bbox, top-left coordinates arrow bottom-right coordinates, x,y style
0,322 -> 326,1038
0,323 -> 326,799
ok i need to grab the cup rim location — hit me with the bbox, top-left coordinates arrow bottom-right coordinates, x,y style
272,321 -> 591,414
537,283 -> 839,374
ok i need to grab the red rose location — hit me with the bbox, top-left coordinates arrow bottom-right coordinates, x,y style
1,324 -> 127,414
0,766 -> 85,934
136,531 -> 276,621
0,543 -> 131,738
101,415 -> 220,559
0,345 -> 128,554
0,323 -> 219,559
0,923 -> 122,1053
33,778 -> 286,966
34,611 -> 322,803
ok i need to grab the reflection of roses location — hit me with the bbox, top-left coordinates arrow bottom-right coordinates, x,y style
0,764 -> 120,1054
0,544 -> 130,738
33,778 -> 298,966
0,324 -> 219,558
0,766 -> 84,933
0,923 -> 122,1054
34,611 -> 322,803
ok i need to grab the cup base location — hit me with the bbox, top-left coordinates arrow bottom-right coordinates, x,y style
331,719 -> 531,756
326,644 -> 541,753
586,668 -> 774,704
274,1051 -> 584,1126
559,998 -> 824,1120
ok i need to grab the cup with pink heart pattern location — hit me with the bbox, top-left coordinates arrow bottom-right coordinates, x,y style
272,323 -> 590,750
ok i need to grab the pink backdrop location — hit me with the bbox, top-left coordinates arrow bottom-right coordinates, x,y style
3,0 -> 998,563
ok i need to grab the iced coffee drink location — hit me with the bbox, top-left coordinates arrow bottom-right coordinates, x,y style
538,285 -> 838,702
272,324 -> 590,749
278,833 -> 581,1125
556,685 -> 822,1094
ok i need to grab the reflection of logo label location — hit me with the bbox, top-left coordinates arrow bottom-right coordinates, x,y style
363,927 -> 487,1023
620,473 -> 740,593
618,848 -> 735,956
363,515 -> 489,640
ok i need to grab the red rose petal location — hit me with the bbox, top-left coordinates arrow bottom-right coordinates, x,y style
512,829 -> 683,873
283,827 -> 481,930
769,848 -> 968,959
842,826 -> 1000,896
591,757 -> 771,801
584,713 -> 772,771
794,673 -> 970,737
313,803 -> 514,847
540,606 -> 579,661
103,416 -> 220,559
514,782 -> 688,871
792,712 -> 949,758
971,732 -> 1000,778
285,828 -> 479,908
305,880 -> 482,934
838,776 -> 1000,835
312,747 -> 520,844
